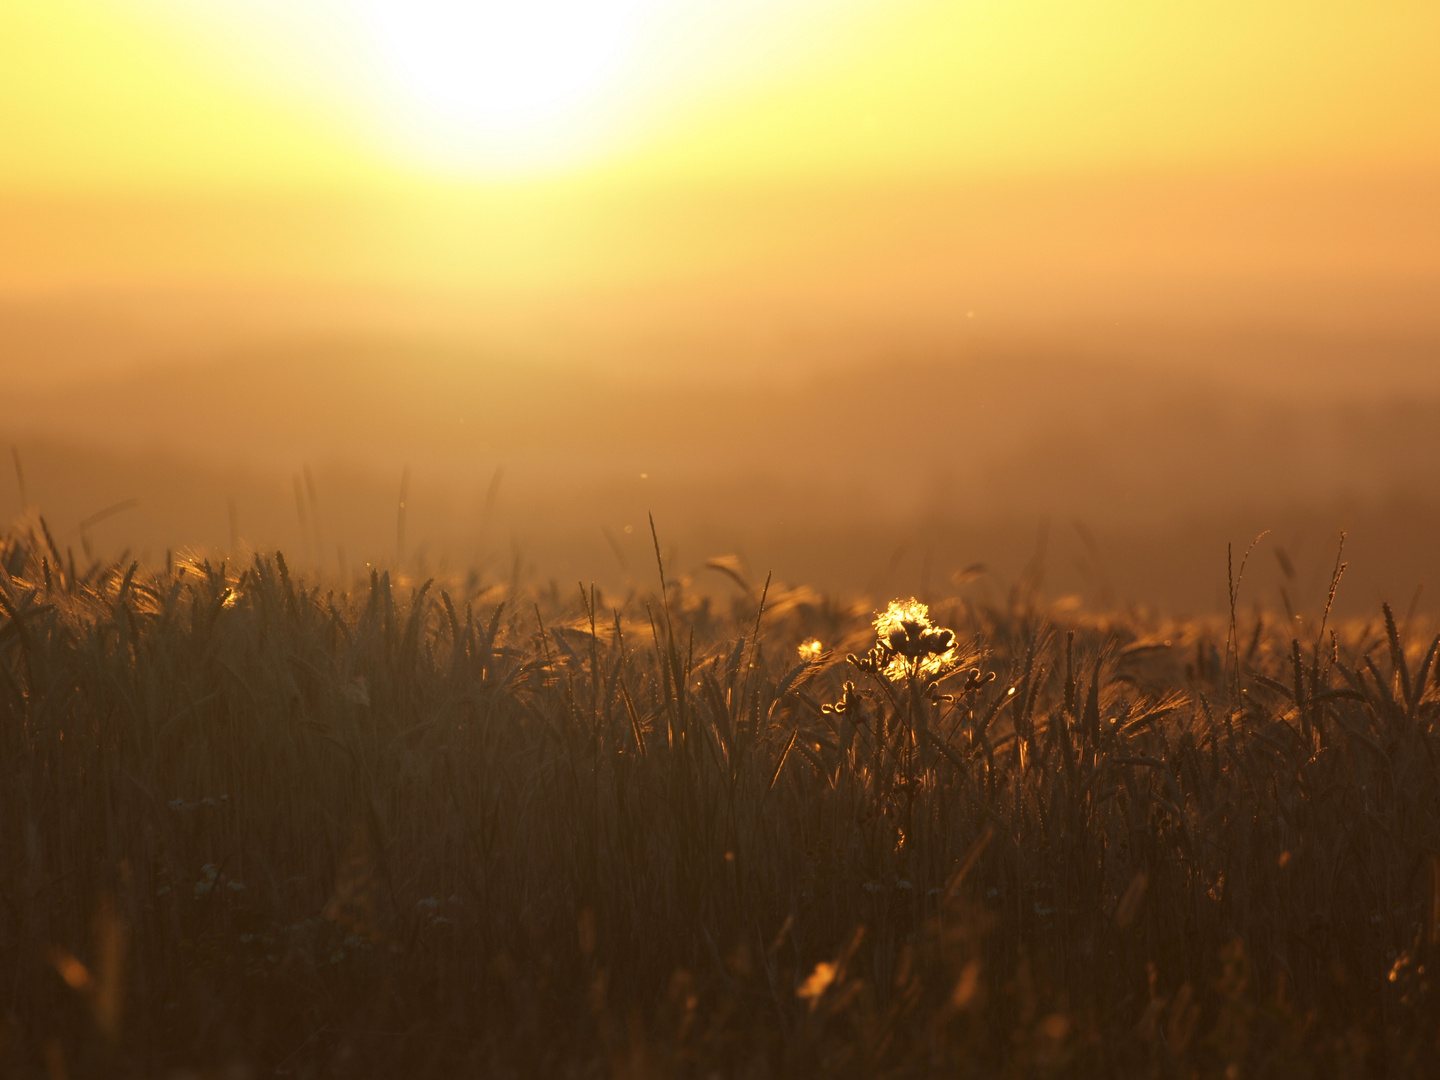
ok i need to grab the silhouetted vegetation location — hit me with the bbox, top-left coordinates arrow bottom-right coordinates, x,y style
4,518 -> 1439,1077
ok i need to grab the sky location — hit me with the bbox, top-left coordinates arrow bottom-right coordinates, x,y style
4,0 -> 1439,191
2,1 -> 1440,607
3,1 -> 1437,368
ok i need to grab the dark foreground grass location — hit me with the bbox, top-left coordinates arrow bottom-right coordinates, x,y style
2,519 -> 1439,1078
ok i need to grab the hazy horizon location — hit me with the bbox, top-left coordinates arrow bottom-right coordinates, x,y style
5,337 -> 1438,617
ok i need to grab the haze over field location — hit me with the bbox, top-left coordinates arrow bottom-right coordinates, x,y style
3,0 -> 1438,610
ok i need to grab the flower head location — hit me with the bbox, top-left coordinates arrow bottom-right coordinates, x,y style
869,598 -> 960,680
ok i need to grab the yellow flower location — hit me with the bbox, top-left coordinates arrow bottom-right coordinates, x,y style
872,598 -> 958,679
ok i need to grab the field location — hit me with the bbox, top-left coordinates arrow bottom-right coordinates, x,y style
4,515 -> 1439,1079
7,0 -> 1440,1074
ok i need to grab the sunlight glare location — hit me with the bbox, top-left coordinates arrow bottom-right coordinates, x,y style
126,0 -> 873,177
362,0 -> 656,167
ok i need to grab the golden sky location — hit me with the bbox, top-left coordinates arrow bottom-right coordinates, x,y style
3,2 -> 1440,599
2,0 -> 1438,367
5,0 -> 1438,191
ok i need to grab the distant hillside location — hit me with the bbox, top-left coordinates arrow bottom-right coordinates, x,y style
3,342 -> 1438,613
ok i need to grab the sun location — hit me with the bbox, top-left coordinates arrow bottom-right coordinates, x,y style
360,0 -> 659,169
134,0 -> 858,177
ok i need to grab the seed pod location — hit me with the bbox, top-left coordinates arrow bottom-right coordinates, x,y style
920,629 -> 954,655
